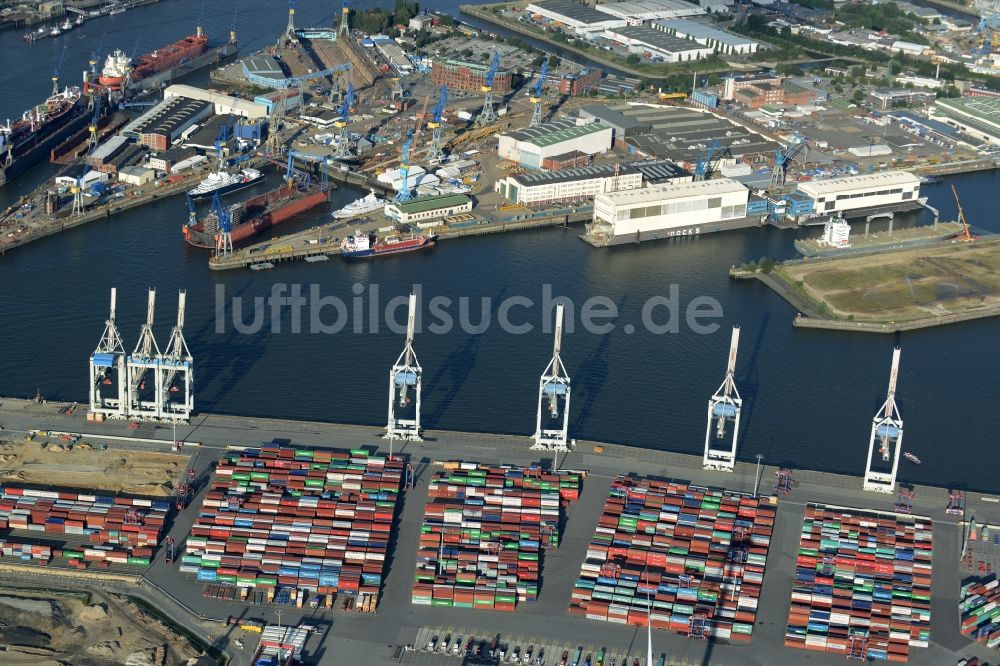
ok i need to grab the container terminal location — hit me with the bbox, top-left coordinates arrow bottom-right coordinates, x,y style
0,293 -> 996,664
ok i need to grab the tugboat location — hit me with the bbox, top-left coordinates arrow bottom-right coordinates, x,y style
340,230 -> 437,258
903,452 -> 921,465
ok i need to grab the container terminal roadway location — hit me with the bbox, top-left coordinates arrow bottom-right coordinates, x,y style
0,397 -> 995,666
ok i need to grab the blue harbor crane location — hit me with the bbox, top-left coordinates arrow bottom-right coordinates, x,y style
395,131 -> 415,204
211,191 -> 234,257
771,132 -> 808,187
694,139 -> 726,181
87,93 -> 103,152
529,60 -> 548,127
334,82 -> 356,159
426,85 -> 448,164
475,50 -> 501,128
52,45 -> 67,96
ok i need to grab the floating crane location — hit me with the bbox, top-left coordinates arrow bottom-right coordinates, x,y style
863,347 -> 904,494
426,85 -> 448,165
386,294 -> 423,442
395,131 -> 415,203
532,303 -> 572,452
771,133 -> 808,187
334,82 -> 356,159
529,60 -> 548,127
160,290 -> 193,422
89,288 -> 128,420
475,50 -> 501,128
951,185 -> 974,242
703,326 -> 742,472
127,288 -> 162,420
694,140 -> 727,181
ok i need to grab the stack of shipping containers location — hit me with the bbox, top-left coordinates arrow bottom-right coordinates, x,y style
569,475 -> 774,640
180,446 -> 402,607
785,504 -> 932,662
0,485 -> 166,567
412,462 -> 582,611
960,576 -> 1000,650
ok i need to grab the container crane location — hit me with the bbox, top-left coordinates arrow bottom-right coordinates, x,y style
771,133 -> 808,187
694,140 -> 726,181
395,131 -> 415,203
126,288 -> 162,420
532,303 -> 572,452
529,60 -> 548,128
951,185 -> 974,242
475,50 -> 501,128
334,82 -> 355,159
703,326 -> 742,472
426,85 -> 448,164
863,347 -> 904,494
160,290 -> 193,422
89,288 -> 128,420
386,294 -> 423,442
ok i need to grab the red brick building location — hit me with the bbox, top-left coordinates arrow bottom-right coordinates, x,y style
558,67 -> 602,96
431,58 -> 512,94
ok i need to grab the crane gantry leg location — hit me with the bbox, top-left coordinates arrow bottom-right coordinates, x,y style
89,288 -> 129,421
532,303 -> 572,452
386,294 -> 422,442
703,326 -> 742,472
160,290 -> 194,423
863,348 -> 904,494
126,288 -> 163,420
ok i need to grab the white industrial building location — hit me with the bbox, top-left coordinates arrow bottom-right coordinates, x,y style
795,171 -> 921,215
117,165 -> 156,186
497,120 -> 612,169
592,178 -> 749,238
604,26 -> 715,62
496,164 -> 643,205
163,85 -> 268,120
594,0 -> 706,24
372,36 -> 413,74
526,0 -> 627,35
654,19 -> 759,54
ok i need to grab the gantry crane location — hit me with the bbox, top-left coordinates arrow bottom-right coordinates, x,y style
771,133 -> 808,187
532,303 -> 572,452
951,185 -> 974,242
694,140 -> 727,181
703,326 -> 742,472
395,131 -> 415,203
127,288 -> 162,420
426,85 -> 448,165
160,290 -> 193,422
52,45 -> 66,96
475,50 -> 501,128
212,192 -> 234,257
386,294 -> 422,442
863,347 -> 904,494
89,288 -> 128,420
529,60 -> 548,128
334,82 -> 356,159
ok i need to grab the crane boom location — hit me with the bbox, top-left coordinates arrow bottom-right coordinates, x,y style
414,95 -> 430,140
951,185 -> 973,242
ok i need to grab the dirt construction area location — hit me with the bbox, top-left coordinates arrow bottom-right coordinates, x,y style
0,438 -> 186,497
776,238 -> 1000,322
0,586 -> 205,665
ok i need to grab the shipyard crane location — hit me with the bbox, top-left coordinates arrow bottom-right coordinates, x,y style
283,0 -> 298,45
160,290 -> 193,422
213,192 -> 234,257
532,303 -> 572,452
475,50 -> 501,128
89,288 -> 128,420
87,93 -> 103,151
414,95 -> 431,141
703,326 -> 742,472
87,33 -> 107,84
127,288 -> 163,420
338,0 -> 350,37
52,45 -> 67,96
863,348 -> 904,494
529,60 -> 548,128
951,185 -> 974,242
333,82 -> 356,159
694,140 -> 727,181
395,131 -> 415,203
426,85 -> 448,164
771,133 -> 808,187
386,293 -> 423,442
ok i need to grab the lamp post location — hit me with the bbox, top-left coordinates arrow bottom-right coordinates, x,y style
753,453 -> 764,497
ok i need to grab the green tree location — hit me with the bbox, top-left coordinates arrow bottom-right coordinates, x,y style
548,54 -> 560,68
626,54 -> 641,65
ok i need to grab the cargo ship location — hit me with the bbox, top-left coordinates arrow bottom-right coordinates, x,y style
340,231 -> 437,258
0,87 -> 92,187
184,183 -> 328,248
88,27 -> 212,93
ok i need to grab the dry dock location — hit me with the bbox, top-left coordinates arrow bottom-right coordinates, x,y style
0,397 -> 996,665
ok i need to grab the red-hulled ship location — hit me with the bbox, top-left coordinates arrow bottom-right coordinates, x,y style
184,183 -> 328,248
339,230 -> 437,258
91,27 -> 209,93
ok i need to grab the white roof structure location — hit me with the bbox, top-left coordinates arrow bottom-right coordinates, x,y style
597,178 -> 747,206
795,171 -> 919,197
164,84 -> 268,120
655,19 -> 758,50
595,0 -> 706,21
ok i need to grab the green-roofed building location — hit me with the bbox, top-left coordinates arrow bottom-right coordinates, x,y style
930,96 -> 1000,146
498,119 -> 613,170
384,193 -> 473,225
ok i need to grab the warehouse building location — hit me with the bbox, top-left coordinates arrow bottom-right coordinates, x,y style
431,58 -> 513,94
384,193 -> 472,225
372,35 -> 413,74
122,96 -> 214,151
147,146 -> 197,173
525,0 -> 627,35
559,67 -> 603,96
497,120 -> 613,169
795,171 -> 921,216
930,96 -> 1000,145
164,85 -> 267,120
590,178 -> 750,240
241,55 -> 286,88
654,19 -> 759,54
495,159 -> 690,205
604,26 -> 714,62
117,165 -> 156,187
87,135 -> 132,169
594,0 -> 706,23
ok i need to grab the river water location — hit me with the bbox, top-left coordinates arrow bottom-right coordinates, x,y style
1,1 -> 998,492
